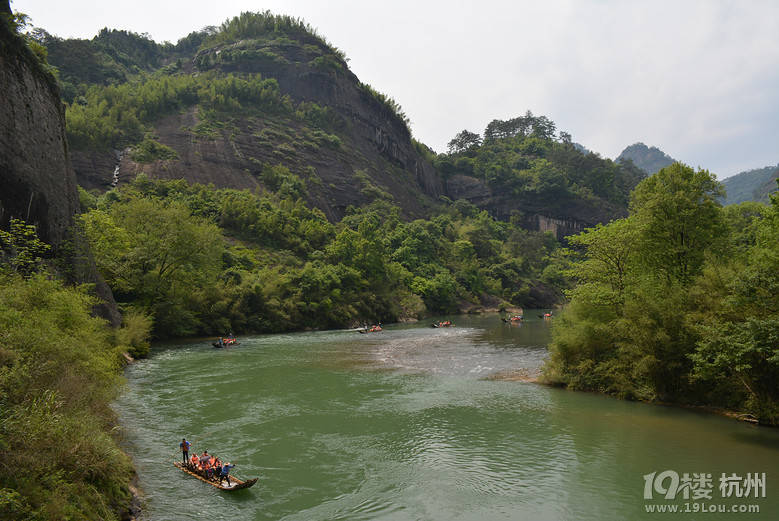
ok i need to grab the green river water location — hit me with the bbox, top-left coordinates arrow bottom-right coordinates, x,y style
115,313 -> 779,520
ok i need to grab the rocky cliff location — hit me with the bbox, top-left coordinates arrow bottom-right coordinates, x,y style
0,9 -> 119,323
445,174 -> 627,239
0,16 -> 78,248
71,30 -> 443,222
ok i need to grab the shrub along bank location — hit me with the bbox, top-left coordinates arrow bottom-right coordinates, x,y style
0,271 -> 149,519
542,164 -> 779,426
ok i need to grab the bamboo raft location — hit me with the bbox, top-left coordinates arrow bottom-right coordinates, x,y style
173,461 -> 257,490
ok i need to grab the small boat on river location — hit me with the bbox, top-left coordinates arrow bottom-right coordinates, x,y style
431,321 -> 453,328
212,337 -> 238,348
173,461 -> 257,490
357,325 -> 383,333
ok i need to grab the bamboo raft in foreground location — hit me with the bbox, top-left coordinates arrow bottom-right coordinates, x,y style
173,462 -> 257,490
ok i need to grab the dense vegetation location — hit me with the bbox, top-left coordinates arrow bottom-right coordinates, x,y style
34,11 -> 408,154
437,112 -> 647,209
722,164 -> 779,206
64,70 -> 298,151
0,222 -> 149,520
78,174 -> 566,338
542,163 -> 779,425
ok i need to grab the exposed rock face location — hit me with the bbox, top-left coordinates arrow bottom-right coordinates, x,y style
0,14 -> 119,324
445,174 -> 626,239
195,39 -> 442,198
71,36 -> 442,221
0,22 -> 79,248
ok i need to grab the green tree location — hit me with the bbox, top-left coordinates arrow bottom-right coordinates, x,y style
565,218 -> 639,313
0,219 -> 51,276
447,129 -> 482,154
630,163 -> 726,285
544,164 -> 728,402
80,198 -> 224,336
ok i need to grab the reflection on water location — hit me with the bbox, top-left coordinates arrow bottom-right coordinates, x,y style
115,312 -> 779,520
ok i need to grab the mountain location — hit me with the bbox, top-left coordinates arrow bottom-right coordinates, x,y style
617,142 -> 675,175
721,164 -> 779,206
43,14 -> 441,222
38,12 -> 637,237
435,114 -> 647,237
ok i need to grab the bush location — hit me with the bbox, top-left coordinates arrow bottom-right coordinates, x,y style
116,307 -> 153,358
130,136 -> 179,163
0,273 -> 134,519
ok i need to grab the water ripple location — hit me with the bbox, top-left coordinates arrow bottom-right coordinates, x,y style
115,317 -> 779,521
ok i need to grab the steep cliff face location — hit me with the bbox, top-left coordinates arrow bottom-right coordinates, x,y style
0,20 -> 79,248
71,34 -> 443,221
445,174 -> 626,239
191,35 -> 443,198
0,14 -> 119,323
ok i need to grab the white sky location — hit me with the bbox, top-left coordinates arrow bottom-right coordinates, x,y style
12,0 -> 779,179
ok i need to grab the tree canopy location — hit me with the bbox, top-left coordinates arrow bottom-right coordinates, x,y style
543,166 -> 779,425
77,176 -> 567,338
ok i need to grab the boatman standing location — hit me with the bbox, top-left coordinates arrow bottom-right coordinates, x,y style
220,462 -> 236,486
180,438 -> 191,464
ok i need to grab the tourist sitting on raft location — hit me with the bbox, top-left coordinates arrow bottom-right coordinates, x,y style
188,450 -> 232,482
217,335 -> 237,347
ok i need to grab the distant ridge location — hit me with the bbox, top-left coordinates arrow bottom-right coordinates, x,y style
617,142 -> 675,175
721,164 -> 779,205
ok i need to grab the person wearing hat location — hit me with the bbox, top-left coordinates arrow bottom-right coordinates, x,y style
220,462 -> 236,486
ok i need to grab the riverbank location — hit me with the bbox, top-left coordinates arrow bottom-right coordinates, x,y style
487,367 -> 771,428
483,367 -> 540,382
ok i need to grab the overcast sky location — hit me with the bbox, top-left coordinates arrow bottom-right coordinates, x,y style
12,0 -> 779,179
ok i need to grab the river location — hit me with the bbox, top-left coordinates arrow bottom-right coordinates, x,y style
115,313 -> 779,520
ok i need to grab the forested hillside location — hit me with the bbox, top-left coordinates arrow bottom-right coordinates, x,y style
36,11 -> 636,235
722,164 -> 779,205
23,11 -> 654,339
40,12 -> 442,222
543,163 -> 779,425
436,116 -> 646,236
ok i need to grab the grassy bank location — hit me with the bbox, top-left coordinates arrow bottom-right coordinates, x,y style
0,273 -> 147,520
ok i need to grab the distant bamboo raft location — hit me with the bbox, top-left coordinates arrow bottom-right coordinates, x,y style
173,462 -> 257,490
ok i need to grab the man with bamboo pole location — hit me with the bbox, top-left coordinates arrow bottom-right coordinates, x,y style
179,438 -> 191,464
